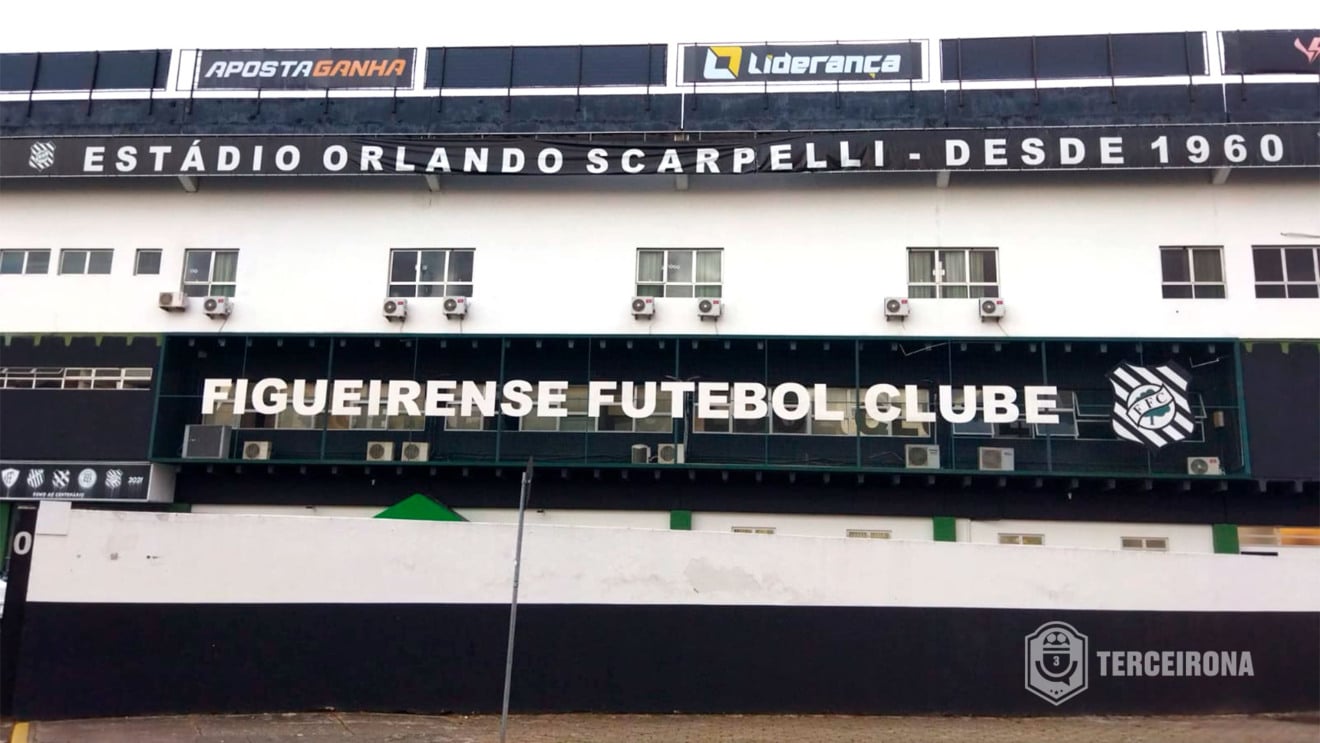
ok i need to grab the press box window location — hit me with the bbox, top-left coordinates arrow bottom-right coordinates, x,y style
732,526 -> 775,535
636,249 -> 721,298
59,249 -> 113,275
182,249 -> 238,297
0,249 -> 51,275
1253,246 -> 1319,299
1121,536 -> 1168,551
135,249 -> 162,275
908,249 -> 998,298
846,529 -> 892,539
999,533 -> 1044,546
388,249 -> 474,298
1160,246 -> 1224,299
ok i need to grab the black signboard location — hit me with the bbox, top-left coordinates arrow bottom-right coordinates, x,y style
681,42 -> 922,83
3,124 -> 1315,179
0,462 -> 152,501
195,48 -> 414,90
1222,30 -> 1320,74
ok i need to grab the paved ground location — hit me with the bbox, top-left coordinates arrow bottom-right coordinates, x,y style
3,712 -> 1318,743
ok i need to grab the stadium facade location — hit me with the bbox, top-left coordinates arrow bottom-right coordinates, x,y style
1,28 -> 1318,718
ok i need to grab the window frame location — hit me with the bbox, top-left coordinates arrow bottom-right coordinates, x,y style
1252,245 -> 1320,299
386,248 -> 475,299
0,366 -> 152,390
731,526 -> 775,535
1120,536 -> 1169,551
907,247 -> 999,299
519,383 -> 674,433
998,533 -> 1045,546
636,248 -> 722,298
0,249 -> 51,275
58,249 -> 113,275
1160,245 -> 1226,299
181,249 -> 239,298
134,248 -> 163,276
846,529 -> 892,539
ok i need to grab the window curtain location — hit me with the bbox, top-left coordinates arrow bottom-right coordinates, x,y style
695,251 -> 721,282
212,252 -> 238,283
637,251 -> 664,282
1191,249 -> 1222,282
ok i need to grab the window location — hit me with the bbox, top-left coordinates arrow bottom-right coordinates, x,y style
0,367 -> 151,389
1121,536 -> 1168,551
135,249 -> 162,275
1253,246 -> 1319,299
636,248 -> 721,298
908,248 -> 998,298
0,249 -> 51,274
732,526 -> 775,535
520,383 -> 673,432
1239,526 -> 1320,548
1032,391 -> 1079,437
388,249 -> 474,298
59,249 -> 113,275
1160,246 -> 1224,299
692,386 -> 930,437
998,533 -> 1044,546
182,249 -> 238,297
846,529 -> 892,539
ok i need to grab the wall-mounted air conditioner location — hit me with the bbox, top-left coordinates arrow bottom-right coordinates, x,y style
242,441 -> 272,461
697,298 -> 722,320
159,291 -> 188,312
1187,456 -> 1222,475
366,441 -> 395,462
884,297 -> 910,320
383,298 -> 408,320
905,444 -> 940,469
400,442 -> 429,462
203,296 -> 232,318
979,298 -> 1005,320
443,296 -> 468,319
631,296 -> 655,319
657,443 -> 685,464
630,444 -> 651,463
978,446 -> 1015,472
182,424 -> 231,459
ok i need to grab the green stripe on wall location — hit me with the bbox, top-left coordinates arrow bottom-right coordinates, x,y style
933,516 -> 957,542
1212,524 -> 1240,554
375,494 -> 467,522
670,510 -> 692,530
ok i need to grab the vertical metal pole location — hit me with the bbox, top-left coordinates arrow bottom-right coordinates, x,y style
499,458 -> 533,743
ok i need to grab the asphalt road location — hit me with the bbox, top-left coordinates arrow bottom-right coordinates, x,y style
4,712 -> 1319,743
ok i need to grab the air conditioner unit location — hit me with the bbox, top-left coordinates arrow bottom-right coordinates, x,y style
241,441 -> 272,461
979,298 -> 1005,320
203,296 -> 232,318
883,297 -> 910,320
366,441 -> 395,462
697,298 -> 722,320
159,291 -> 188,312
630,444 -> 651,464
905,444 -> 940,469
400,442 -> 429,462
657,443 -> 686,464
182,424 -> 231,459
1187,456 -> 1222,476
631,296 -> 655,318
383,298 -> 408,320
978,446 -> 1015,472
442,296 -> 468,319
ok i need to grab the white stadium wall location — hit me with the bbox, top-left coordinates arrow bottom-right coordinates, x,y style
0,176 -> 1316,339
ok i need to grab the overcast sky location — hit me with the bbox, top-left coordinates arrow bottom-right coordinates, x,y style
0,0 -> 1311,52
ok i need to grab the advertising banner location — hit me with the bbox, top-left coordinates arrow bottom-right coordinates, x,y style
681,42 -> 923,83
0,462 -> 152,501
4,124 -> 1316,179
1221,30 -> 1320,74
195,48 -> 414,90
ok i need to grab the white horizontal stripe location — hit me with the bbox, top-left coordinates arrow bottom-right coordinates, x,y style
24,509 -> 1319,612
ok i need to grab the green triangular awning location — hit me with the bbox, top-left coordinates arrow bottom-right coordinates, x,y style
374,493 -> 467,522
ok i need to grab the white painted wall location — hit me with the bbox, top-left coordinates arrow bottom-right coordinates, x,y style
178,504 -> 1246,555
691,512 -> 933,541
962,518 -> 1215,554
1,176 -> 1316,339
24,508 -> 1319,611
